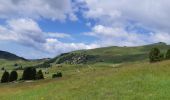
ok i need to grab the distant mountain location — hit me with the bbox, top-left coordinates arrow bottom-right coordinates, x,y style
48,42 -> 170,64
0,50 -> 26,60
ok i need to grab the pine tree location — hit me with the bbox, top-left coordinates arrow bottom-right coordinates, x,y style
1,71 -> 9,83
36,70 -> 44,80
166,49 -> 170,59
22,67 -> 36,80
9,70 -> 18,82
149,48 -> 161,62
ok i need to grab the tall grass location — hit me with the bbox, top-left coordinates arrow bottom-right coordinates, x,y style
1,61 -> 170,99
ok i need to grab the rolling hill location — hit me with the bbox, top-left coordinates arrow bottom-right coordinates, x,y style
0,51 -> 45,70
0,50 -> 26,61
1,42 -> 170,100
48,42 -> 170,64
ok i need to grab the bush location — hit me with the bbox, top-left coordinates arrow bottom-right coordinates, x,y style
14,63 -> 18,67
52,72 -> 62,78
1,67 -> 5,70
52,74 -> 57,78
1,71 -> 9,83
36,70 -> 44,80
149,48 -> 162,62
9,70 -> 18,82
22,67 -> 36,80
159,53 -> 165,61
166,49 -> 170,59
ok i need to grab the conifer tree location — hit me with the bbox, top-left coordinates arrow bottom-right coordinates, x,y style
149,48 -> 161,62
1,71 -> 9,83
9,70 -> 18,82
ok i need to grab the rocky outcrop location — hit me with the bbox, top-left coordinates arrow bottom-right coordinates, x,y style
56,53 -> 96,64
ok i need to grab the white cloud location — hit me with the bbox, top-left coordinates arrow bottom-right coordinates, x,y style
87,25 -> 129,38
151,32 -> 170,43
48,32 -> 71,39
0,0 -> 77,21
7,18 -> 41,32
79,0 -> 170,46
82,0 -> 170,30
44,38 -> 99,54
0,18 -> 46,47
84,25 -> 170,46
0,18 -> 99,58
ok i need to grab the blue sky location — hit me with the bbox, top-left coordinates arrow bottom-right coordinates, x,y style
0,0 -> 170,59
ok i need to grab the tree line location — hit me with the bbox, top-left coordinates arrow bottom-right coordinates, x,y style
149,48 -> 170,62
1,66 -> 62,83
1,67 -> 44,83
1,70 -> 18,83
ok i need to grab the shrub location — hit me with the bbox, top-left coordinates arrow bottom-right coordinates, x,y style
1,67 -> 5,70
159,53 -> 165,61
9,70 -> 18,82
36,70 -> 44,80
52,72 -> 62,78
22,67 -> 36,80
52,74 -> 57,78
43,62 -> 51,68
57,72 -> 62,77
14,63 -> 18,67
1,71 -> 9,83
166,49 -> 170,59
149,48 -> 162,62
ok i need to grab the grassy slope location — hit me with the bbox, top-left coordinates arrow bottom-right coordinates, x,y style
0,59 -> 43,69
1,60 -> 170,99
0,50 -> 46,70
79,42 -> 170,63
53,42 -> 170,64
0,59 -> 45,81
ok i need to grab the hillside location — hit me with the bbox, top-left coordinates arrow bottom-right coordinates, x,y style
49,42 -> 170,64
0,50 -> 26,61
0,51 -> 45,70
0,42 -> 170,99
1,59 -> 170,99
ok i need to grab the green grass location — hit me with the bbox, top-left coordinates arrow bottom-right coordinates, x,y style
1,60 -> 170,99
79,42 -> 170,63
51,42 -> 170,64
0,59 -> 45,79
0,59 -> 44,70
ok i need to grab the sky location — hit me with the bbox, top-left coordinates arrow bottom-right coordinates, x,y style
0,0 -> 170,59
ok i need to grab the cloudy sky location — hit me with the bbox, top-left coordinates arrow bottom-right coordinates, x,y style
0,0 -> 169,59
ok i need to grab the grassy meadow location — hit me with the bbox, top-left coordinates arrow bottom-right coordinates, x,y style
0,60 -> 170,99
0,59 -> 43,70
